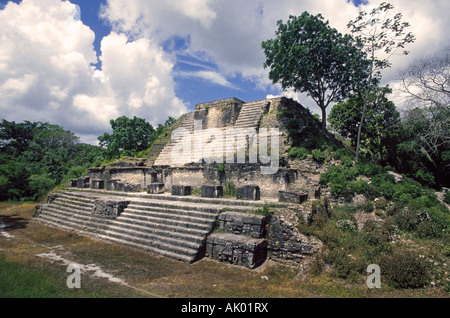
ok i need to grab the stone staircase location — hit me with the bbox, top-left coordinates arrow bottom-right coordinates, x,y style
233,100 -> 269,129
153,112 -> 195,166
34,189 -> 261,263
36,190 -> 225,262
152,100 -> 269,167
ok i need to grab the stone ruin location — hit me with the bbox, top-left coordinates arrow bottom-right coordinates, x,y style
38,96 -> 328,270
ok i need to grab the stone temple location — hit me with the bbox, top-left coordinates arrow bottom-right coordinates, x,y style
34,97 -> 326,269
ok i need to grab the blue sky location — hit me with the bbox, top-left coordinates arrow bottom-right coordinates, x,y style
0,0 -> 448,144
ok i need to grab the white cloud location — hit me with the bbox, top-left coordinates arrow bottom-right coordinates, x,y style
0,0 -> 188,143
175,70 -> 240,89
102,0 -> 449,110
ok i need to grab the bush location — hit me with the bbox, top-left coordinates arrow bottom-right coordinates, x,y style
336,219 -> 356,232
311,149 -> 326,163
320,165 -> 358,199
356,162 -> 383,177
332,148 -> 353,160
414,168 -> 435,187
340,156 -> 354,168
380,249 -> 430,289
444,191 -> 450,205
28,173 -> 56,201
392,178 -> 423,203
325,248 -> 364,280
288,147 -> 309,159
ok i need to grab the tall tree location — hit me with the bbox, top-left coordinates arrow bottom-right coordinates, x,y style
329,86 -> 400,164
398,48 -> 450,177
261,12 -> 371,131
347,2 -> 415,160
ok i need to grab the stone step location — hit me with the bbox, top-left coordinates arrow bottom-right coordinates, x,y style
41,203 -> 208,249
120,210 -> 213,231
124,205 -> 217,222
63,188 -> 279,209
37,205 -> 207,262
36,189 -> 227,263
109,216 -> 209,240
95,234 -> 195,263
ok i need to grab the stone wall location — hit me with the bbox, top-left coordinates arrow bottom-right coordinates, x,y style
218,212 -> 268,238
267,208 -> 323,265
206,233 -> 268,269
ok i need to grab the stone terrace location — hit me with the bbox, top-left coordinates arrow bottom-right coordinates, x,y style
34,188 -> 283,264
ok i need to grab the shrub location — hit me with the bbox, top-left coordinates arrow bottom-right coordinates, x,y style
288,147 -> 309,159
395,208 -> 421,232
414,168 -> 435,187
340,156 -> 354,168
253,202 -> 273,217
336,219 -> 356,232
325,248 -> 364,280
392,178 -> 423,203
320,165 -> 358,199
356,162 -> 383,177
332,148 -> 353,160
380,249 -> 430,289
28,173 -> 56,202
444,191 -> 450,204
374,197 -> 388,210
311,149 -> 326,163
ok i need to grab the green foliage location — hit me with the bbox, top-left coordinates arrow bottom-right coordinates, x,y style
395,106 -> 449,188
253,203 -> 274,217
262,12 -> 370,130
444,191 -> 450,205
222,180 -> 236,197
98,116 -> 156,158
320,164 -> 358,199
380,249 -> 431,289
335,219 -> 356,232
288,147 -> 309,159
28,173 -> 56,202
0,120 -> 107,201
278,100 -> 333,150
311,149 -> 326,163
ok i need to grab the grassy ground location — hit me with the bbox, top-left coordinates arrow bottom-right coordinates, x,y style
0,202 -> 448,299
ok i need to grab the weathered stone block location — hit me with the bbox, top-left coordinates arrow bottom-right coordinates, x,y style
267,210 -> 323,264
278,191 -> 308,204
236,185 -> 260,200
172,185 -> 191,196
149,171 -> 158,183
106,179 -> 121,191
45,193 -> 58,204
66,179 -> 78,187
91,179 -> 104,189
206,233 -> 267,269
77,176 -> 90,188
33,204 -> 47,217
218,212 -> 268,238
201,185 -> 223,198
92,198 -> 130,219
147,182 -> 165,194
121,182 -> 141,192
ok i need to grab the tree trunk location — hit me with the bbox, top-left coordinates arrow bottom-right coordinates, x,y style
356,67 -> 373,161
321,106 -> 327,132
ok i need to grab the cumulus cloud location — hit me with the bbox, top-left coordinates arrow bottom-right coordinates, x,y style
0,0 -> 187,143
